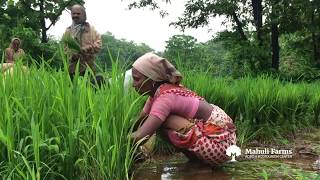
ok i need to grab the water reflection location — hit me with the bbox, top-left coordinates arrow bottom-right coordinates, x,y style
133,154 -> 232,180
133,153 -> 319,180
134,130 -> 320,179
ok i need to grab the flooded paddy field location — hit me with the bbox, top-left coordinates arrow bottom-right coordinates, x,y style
133,129 -> 320,179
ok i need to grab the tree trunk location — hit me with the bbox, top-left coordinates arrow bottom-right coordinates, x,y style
318,8 -> 320,65
232,11 -> 247,41
46,0 -> 76,31
251,0 -> 263,45
39,0 -> 47,43
271,23 -> 279,70
317,34 -> 320,66
311,10 -> 320,65
312,32 -> 319,63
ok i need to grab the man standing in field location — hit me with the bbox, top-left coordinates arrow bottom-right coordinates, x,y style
63,4 -> 102,78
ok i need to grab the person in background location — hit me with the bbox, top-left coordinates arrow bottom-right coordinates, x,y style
5,38 -> 25,63
63,4 -> 102,79
130,52 -> 237,165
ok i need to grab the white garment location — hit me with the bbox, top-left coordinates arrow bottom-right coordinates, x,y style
124,69 -> 132,93
107,69 -> 132,93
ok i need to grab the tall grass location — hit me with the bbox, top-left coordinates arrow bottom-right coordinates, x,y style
0,53 -> 143,179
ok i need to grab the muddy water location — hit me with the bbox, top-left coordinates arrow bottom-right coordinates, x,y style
133,154 -> 319,179
133,154 -> 232,180
133,129 -> 320,179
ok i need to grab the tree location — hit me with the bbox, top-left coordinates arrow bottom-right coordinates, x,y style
1,0 -> 85,44
251,0 -> 263,45
172,0 -> 248,41
164,35 -> 199,64
286,0 -> 320,65
127,0 -> 320,78
265,0 -> 320,70
128,0 -> 171,17
16,0 -> 84,43
96,32 -> 153,70
127,0 -> 280,70
266,0 -> 280,70
0,0 -> 86,65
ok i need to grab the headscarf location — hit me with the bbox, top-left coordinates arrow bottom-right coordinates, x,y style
70,5 -> 87,42
10,38 -> 21,48
7,38 -> 24,62
132,52 -> 182,84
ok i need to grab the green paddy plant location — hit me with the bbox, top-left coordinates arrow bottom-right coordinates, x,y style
153,135 -> 176,155
309,82 -> 320,126
61,34 -> 81,54
183,73 -> 238,119
179,71 -> 318,143
0,53 -> 144,179
276,83 -> 311,130
1,52 -> 320,179
223,160 -> 319,179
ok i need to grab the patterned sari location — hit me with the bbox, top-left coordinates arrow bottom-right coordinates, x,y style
156,83 -> 237,165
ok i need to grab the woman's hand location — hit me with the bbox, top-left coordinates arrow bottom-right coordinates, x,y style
130,131 -> 151,145
130,131 -> 138,140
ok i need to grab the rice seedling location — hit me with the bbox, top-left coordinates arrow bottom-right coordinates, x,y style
0,53 -> 144,179
0,52 -> 319,179
176,64 -> 319,144
61,35 -> 81,54
222,160 -> 319,179
152,135 -> 176,155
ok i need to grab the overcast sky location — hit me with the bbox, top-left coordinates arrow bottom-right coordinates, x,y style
48,0 -> 226,52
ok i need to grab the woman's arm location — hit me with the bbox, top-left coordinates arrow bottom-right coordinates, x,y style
132,110 -> 148,131
5,48 -> 13,63
131,114 -> 163,142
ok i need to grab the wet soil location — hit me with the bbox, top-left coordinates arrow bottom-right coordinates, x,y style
133,129 -> 320,180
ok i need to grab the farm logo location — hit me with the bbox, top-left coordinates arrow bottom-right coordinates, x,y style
226,145 -> 241,162
244,147 -> 293,159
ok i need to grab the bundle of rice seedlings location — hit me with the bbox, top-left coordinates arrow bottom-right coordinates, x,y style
61,34 -> 81,54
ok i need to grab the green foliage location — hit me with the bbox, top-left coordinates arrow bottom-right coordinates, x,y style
153,135 -> 176,155
279,31 -> 320,81
96,32 -> 153,70
14,0 -> 85,42
0,0 -> 77,67
0,54 -> 319,177
0,58 -> 142,179
202,31 -> 270,77
61,34 -> 81,53
9,26 -> 61,68
164,35 -> 202,68
173,0 -> 242,29
162,31 -> 271,77
127,0 -> 320,76
181,71 -> 319,144
0,0 -> 84,43
11,26 -> 40,58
